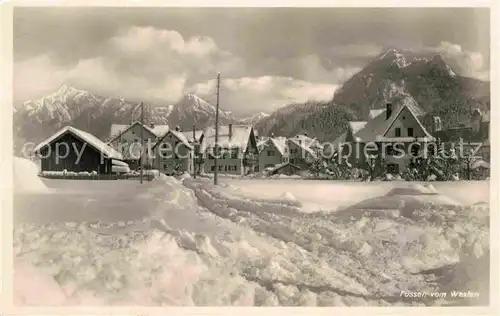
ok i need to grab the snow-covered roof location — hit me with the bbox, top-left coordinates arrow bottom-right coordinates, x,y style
153,129 -> 204,150
182,130 -> 204,143
108,122 -> 169,142
288,134 -> 323,158
269,137 -> 288,156
169,130 -> 193,149
34,126 -> 123,160
200,124 -> 254,153
349,121 -> 368,134
369,109 -> 385,119
353,103 -> 433,143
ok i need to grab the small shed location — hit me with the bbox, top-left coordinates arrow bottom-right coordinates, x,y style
34,126 -> 123,175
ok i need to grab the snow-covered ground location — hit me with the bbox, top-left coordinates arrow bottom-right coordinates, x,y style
13,158 -> 490,306
219,179 -> 489,212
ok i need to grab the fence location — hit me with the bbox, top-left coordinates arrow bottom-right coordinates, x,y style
39,173 -> 156,181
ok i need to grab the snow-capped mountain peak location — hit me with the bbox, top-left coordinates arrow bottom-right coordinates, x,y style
241,111 -> 270,124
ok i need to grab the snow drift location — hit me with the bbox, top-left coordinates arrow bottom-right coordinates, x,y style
14,156 -> 49,193
14,176 -> 489,306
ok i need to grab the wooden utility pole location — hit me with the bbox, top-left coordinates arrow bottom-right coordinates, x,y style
214,72 -> 220,185
140,101 -> 144,184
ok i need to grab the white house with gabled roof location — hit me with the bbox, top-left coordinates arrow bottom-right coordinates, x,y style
287,134 -> 324,169
332,102 -> 435,174
107,121 -> 169,170
257,136 -> 289,172
152,126 -> 204,175
200,124 -> 259,175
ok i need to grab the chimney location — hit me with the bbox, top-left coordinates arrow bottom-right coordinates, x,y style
192,124 -> 196,142
150,122 -> 155,129
386,103 -> 393,120
271,132 -> 275,138
175,126 -> 180,132
228,124 -> 233,139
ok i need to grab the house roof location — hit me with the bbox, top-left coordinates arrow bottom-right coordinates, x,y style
369,109 -> 385,119
34,126 -> 123,160
288,134 -> 323,158
182,130 -> 204,143
108,122 -> 169,143
200,124 -> 254,153
262,136 -> 288,156
270,162 -> 301,173
353,103 -> 433,142
153,129 -> 194,150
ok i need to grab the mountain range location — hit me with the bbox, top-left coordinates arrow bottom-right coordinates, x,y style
14,48 -> 490,152
255,48 -> 490,141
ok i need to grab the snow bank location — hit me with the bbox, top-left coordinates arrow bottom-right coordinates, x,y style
13,176 -> 489,306
14,157 -> 49,193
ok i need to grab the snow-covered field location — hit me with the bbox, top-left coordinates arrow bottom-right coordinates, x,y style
13,158 -> 490,306
219,179 -> 490,212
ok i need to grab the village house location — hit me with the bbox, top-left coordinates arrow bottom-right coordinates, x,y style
152,126 -> 204,175
34,126 -> 124,175
257,136 -> 289,172
200,124 -> 259,175
432,108 -> 491,161
332,103 -> 435,174
107,121 -> 169,170
287,134 -> 324,170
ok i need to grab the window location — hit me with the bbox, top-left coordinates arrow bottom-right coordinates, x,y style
385,144 -> 395,156
163,164 -> 168,169
211,166 -> 215,171
230,149 -> 238,159
387,163 -> 399,174
267,150 -> 275,156
411,144 -> 421,157
218,165 -> 223,171
395,128 -> 401,137
224,165 -> 228,171
407,128 -> 414,137
265,164 -> 274,168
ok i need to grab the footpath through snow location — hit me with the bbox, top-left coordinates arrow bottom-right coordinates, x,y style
14,173 -> 489,306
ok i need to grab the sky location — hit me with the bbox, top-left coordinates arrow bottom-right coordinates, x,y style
14,7 -> 490,117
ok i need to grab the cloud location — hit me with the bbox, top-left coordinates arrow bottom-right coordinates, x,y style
189,76 -> 337,116
14,25 -> 348,117
430,41 -> 489,81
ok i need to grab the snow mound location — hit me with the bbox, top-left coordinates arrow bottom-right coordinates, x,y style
348,184 -> 460,212
280,191 -> 296,201
14,260 -> 67,306
14,157 -> 49,193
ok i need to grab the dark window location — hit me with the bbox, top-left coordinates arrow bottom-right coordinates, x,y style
395,128 -> 401,137
427,144 -> 436,156
163,164 -> 167,169
385,144 -> 395,156
407,128 -> 414,137
411,144 -> 421,156
224,165 -> 228,171
230,149 -> 238,159
267,150 -> 275,156
387,163 -> 399,174
211,166 -> 215,171
218,165 -> 223,171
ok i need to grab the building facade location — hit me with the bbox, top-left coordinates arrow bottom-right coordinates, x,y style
200,124 -> 259,175
257,136 -> 289,172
